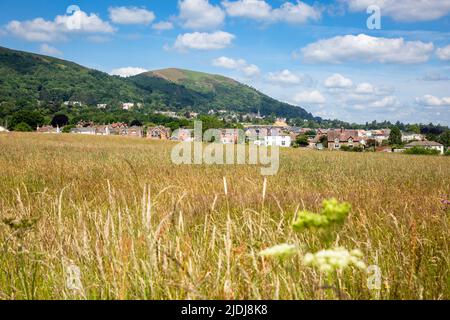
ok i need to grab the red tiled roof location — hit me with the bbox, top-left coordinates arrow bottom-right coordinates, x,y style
327,129 -> 364,142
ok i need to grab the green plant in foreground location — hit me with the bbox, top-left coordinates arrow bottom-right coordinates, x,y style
259,244 -> 298,259
259,199 -> 366,299
292,198 -> 351,231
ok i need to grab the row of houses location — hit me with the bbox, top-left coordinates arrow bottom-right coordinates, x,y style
34,123 -> 444,153
37,124 -> 189,141
324,128 -> 444,154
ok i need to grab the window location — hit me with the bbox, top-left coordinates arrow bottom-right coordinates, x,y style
335,138 -> 340,149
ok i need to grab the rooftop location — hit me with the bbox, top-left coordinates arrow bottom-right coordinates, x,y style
405,141 -> 443,147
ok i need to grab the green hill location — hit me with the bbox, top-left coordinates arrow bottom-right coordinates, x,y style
0,46 -> 315,120
0,46 -> 144,105
132,68 -> 315,119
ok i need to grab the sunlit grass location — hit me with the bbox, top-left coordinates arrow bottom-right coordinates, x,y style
0,133 -> 448,300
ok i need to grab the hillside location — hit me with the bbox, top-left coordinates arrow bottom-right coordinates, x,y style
0,46 -> 144,105
0,46 -> 315,119
132,68 -> 315,119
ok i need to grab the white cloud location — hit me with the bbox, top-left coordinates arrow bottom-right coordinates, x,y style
300,34 -> 434,64
354,82 -> 375,94
39,43 -> 63,56
222,0 -> 321,24
293,90 -> 326,104
416,94 -> 450,106
241,64 -> 261,77
110,67 -> 148,77
266,69 -> 303,85
212,56 -> 260,77
152,21 -> 174,31
178,0 -> 225,30
344,0 -> 450,22
437,45 -> 450,61
222,0 -> 272,19
370,96 -> 400,108
173,31 -> 235,51
324,73 -> 353,88
213,56 -> 246,69
109,7 -> 155,25
5,10 -> 114,42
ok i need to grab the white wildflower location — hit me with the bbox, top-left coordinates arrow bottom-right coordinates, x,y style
302,247 -> 366,273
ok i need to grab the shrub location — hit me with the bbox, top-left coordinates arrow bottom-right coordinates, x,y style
62,125 -> 75,133
13,122 -> 33,132
340,145 -> 363,152
294,135 -> 309,147
404,147 -> 440,155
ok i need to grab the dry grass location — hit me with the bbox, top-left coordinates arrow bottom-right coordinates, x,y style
0,133 -> 448,300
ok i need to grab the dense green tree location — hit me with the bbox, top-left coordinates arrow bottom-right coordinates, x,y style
51,114 -> 69,127
407,124 -> 420,134
438,130 -> 450,148
130,119 -> 143,127
295,135 -> 309,147
388,126 -> 402,146
10,110 -> 44,129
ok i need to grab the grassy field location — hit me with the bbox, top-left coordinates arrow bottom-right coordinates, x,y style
0,133 -> 449,300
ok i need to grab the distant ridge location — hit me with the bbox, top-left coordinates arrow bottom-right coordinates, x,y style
0,46 -> 316,120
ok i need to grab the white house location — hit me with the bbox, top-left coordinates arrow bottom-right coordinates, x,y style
257,135 -> 291,148
70,127 -> 97,135
405,141 -> 444,154
122,103 -> 135,110
64,101 -> 83,107
0,126 -> 9,132
402,133 -> 425,142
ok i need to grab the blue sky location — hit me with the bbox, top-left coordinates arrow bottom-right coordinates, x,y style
0,0 -> 449,125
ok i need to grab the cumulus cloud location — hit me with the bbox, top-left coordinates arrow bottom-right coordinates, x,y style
178,0 -> 225,30
344,0 -> 450,22
293,90 -> 326,104
370,96 -> 400,108
241,64 -> 261,77
437,45 -> 450,61
213,56 -> 245,69
110,67 -> 148,77
212,56 -> 260,77
300,34 -> 434,64
416,95 -> 450,106
354,82 -> 375,94
324,73 -> 353,88
39,43 -> 63,56
173,31 -> 235,51
266,69 -> 306,85
152,21 -> 174,31
109,6 -> 155,25
222,0 -> 321,24
5,10 -> 114,42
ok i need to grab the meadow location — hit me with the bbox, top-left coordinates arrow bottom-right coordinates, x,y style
0,133 -> 448,300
